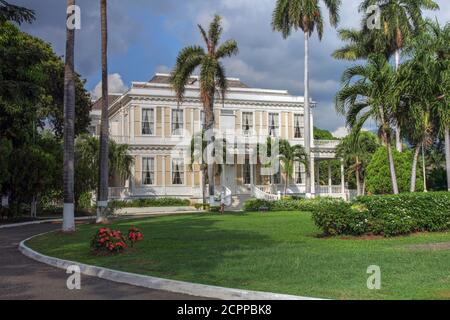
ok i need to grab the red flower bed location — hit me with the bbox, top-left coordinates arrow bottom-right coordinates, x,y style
127,227 -> 144,247
91,228 -> 128,253
91,227 -> 144,254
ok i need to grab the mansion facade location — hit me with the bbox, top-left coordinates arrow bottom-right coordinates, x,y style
90,74 -> 352,206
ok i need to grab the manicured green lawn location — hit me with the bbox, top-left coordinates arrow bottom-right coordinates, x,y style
27,212 -> 450,299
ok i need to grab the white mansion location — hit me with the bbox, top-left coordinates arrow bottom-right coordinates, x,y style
90,73 -> 352,207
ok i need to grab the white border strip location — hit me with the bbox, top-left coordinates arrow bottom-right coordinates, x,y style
0,216 -> 95,229
19,232 -> 324,300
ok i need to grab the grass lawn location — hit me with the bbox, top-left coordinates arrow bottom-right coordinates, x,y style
27,212 -> 450,300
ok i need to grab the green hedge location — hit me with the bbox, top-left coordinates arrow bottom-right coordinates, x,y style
312,192 -> 450,237
110,197 -> 190,208
243,197 -> 333,213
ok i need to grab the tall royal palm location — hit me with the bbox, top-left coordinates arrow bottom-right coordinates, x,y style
62,0 -> 76,232
272,0 -> 341,197
359,0 -> 439,152
97,0 -> 109,222
171,15 -> 238,204
336,54 -> 400,194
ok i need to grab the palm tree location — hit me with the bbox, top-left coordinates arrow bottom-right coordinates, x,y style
97,0 -> 109,222
272,0 -> 341,197
359,0 -> 439,152
336,54 -> 400,194
278,139 -> 308,195
336,131 -> 379,195
62,0 -> 76,232
170,15 -> 238,205
402,19 -> 450,191
0,0 -> 35,25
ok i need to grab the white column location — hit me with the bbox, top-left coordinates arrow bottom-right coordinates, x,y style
310,156 -> 316,196
162,108 -> 165,138
328,160 -> 332,194
250,162 -> 254,186
162,155 -> 167,196
340,158 -> 345,198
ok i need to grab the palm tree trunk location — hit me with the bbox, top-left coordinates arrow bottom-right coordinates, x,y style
362,176 -> 366,195
410,144 -> 420,192
97,0 -> 109,222
386,139 -> 399,194
355,157 -> 361,196
394,49 -> 402,153
421,142 -> 427,192
205,94 -> 215,204
62,0 -> 76,232
445,125 -> 450,192
202,166 -> 207,205
378,105 -> 399,194
303,31 -> 312,197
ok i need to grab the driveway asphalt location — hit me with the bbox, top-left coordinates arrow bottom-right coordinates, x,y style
0,222 -> 203,300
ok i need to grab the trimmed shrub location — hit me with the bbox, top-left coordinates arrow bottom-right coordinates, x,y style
311,192 -> 450,237
243,197 -> 337,213
366,147 -> 424,194
110,197 -> 190,208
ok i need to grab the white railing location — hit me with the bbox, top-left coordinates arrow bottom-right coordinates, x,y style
251,185 -> 281,201
315,185 -> 344,195
313,140 -> 340,148
109,187 -> 131,199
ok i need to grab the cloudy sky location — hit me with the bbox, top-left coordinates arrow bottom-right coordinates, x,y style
14,0 -> 450,136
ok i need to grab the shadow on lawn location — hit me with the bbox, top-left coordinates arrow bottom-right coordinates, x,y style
112,214 -> 276,279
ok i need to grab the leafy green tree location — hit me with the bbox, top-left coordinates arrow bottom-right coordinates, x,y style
335,54 -> 400,194
170,15 -> 238,204
0,0 -> 34,25
313,127 -> 337,140
278,139 -> 308,195
75,135 -> 133,209
272,0 -> 341,196
366,146 -> 423,194
336,131 -> 379,195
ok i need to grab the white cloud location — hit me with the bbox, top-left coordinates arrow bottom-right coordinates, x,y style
91,73 -> 129,100
333,126 -> 350,138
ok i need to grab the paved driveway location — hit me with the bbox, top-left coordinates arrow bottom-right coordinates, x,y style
0,222 -> 203,300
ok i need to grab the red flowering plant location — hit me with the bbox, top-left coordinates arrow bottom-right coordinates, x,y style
91,227 -> 127,254
127,227 -> 143,247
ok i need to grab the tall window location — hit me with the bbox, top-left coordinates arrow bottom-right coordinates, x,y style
268,113 -> 279,137
243,158 -> 251,184
295,161 -> 305,184
294,114 -> 304,139
242,112 -> 253,136
172,159 -> 184,185
142,157 -> 155,185
142,108 -> 154,135
270,161 -> 281,184
171,109 -> 184,135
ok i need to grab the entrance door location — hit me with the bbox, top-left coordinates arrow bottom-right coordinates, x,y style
223,165 -> 236,195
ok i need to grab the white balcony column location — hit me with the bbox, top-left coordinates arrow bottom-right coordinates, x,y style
250,162 -> 254,186
163,155 -> 167,196
328,160 -> 332,194
315,159 -> 320,188
340,158 -> 345,197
